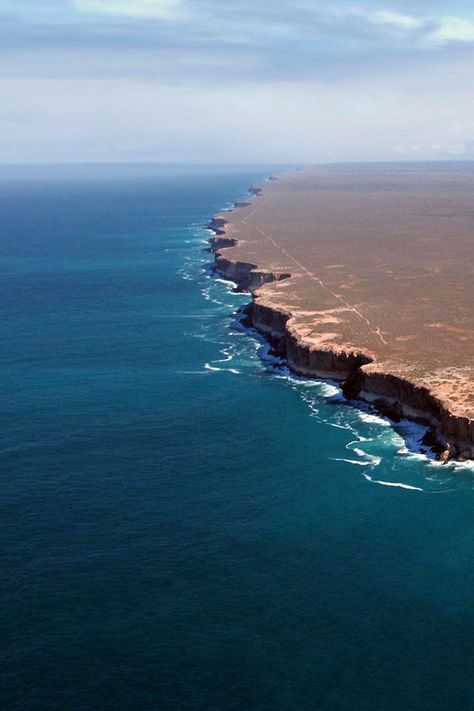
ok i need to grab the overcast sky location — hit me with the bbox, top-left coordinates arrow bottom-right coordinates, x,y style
2,0 -> 474,163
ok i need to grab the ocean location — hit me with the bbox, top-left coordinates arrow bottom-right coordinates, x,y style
1,164 -> 474,710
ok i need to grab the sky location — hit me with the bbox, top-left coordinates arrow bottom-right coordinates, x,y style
1,0 -> 474,163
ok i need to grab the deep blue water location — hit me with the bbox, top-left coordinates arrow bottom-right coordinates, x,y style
1,164 -> 474,711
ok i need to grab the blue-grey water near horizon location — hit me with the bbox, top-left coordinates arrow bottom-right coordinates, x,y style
1,164 -> 474,710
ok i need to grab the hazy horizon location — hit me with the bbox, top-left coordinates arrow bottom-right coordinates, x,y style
4,159 -> 474,168
2,1 -> 474,164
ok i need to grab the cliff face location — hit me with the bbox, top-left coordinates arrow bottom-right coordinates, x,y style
213,255 -> 291,293
208,198 -> 474,463
353,368 -> 474,461
207,217 -> 228,235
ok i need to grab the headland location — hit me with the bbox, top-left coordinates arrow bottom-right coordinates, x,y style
209,164 -> 474,462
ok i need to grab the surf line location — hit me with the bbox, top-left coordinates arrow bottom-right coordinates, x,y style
362,473 -> 424,491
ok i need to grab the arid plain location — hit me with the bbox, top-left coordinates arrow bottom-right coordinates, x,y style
211,164 -> 474,459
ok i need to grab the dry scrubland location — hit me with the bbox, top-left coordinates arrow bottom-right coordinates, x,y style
210,165 -> 474,461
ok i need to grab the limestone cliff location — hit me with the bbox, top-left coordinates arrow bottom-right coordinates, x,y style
208,190 -> 474,463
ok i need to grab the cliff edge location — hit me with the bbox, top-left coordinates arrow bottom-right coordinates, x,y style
208,167 -> 474,463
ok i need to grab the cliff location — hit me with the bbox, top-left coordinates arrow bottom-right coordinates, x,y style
207,182 -> 474,464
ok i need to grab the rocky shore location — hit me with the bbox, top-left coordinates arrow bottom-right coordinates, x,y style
208,187 -> 474,464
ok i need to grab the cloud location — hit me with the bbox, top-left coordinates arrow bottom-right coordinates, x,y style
2,67 -> 474,164
2,1 -> 474,162
73,0 -> 183,19
370,10 -> 423,31
4,3 -> 474,54
433,16 -> 474,42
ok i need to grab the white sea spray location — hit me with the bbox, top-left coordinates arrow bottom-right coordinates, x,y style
182,211 -> 474,495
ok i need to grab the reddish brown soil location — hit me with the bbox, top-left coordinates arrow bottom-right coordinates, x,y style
211,164 -> 474,458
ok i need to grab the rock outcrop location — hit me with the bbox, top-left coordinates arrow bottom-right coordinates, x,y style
207,186 -> 474,463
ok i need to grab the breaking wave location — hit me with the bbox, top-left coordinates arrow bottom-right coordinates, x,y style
179,223 -> 474,494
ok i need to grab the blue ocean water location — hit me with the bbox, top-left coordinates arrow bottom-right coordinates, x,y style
1,164 -> 474,711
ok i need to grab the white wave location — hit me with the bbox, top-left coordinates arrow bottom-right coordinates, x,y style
204,362 -> 222,372
362,473 -> 423,491
452,460 -> 474,473
427,457 -> 474,474
357,411 -> 391,426
201,287 -> 227,305
319,383 -> 340,397
211,350 -> 233,364
204,362 -> 240,375
396,419 -> 429,450
352,447 -> 382,466
398,446 -> 430,464
327,422 -> 358,433
301,402 -> 319,417
346,437 -> 371,449
286,378 -> 340,397
388,432 -> 405,448
213,277 -> 239,287
257,343 -> 284,366
198,249 -> 474,478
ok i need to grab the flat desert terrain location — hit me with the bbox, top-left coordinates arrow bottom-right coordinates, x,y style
215,164 -> 474,423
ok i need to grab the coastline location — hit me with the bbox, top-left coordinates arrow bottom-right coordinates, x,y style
208,178 -> 474,464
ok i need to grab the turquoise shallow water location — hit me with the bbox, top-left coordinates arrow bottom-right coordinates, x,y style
1,164 -> 474,710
